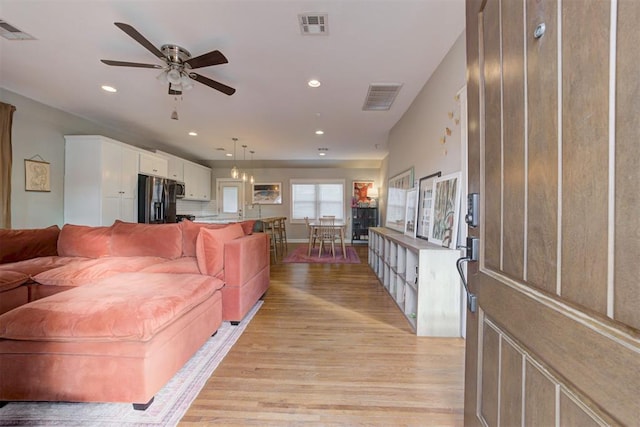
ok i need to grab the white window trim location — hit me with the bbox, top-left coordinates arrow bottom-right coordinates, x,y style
290,178 -> 346,224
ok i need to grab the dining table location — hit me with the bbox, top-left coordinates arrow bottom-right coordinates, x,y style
307,221 -> 347,258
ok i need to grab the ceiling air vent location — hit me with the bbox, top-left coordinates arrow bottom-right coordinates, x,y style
298,14 -> 328,35
0,19 -> 35,40
362,83 -> 403,111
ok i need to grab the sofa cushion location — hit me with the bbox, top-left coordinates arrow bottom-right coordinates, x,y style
0,271 -> 29,292
139,257 -> 200,274
57,224 -> 112,258
238,219 -> 256,235
0,256 -> 86,277
110,221 -> 183,259
32,256 -> 167,287
180,220 -> 227,257
0,272 -> 224,342
195,223 -> 244,277
0,225 -> 59,264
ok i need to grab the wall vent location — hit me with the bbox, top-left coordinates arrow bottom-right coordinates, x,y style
362,83 -> 403,111
298,14 -> 328,35
0,20 -> 35,40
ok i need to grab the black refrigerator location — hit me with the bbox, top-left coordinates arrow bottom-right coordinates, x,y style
137,174 -> 177,223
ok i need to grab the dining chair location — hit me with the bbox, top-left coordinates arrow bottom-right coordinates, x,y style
318,216 -> 338,257
305,217 -> 318,254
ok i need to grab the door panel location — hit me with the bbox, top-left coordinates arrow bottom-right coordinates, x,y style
465,0 -> 640,425
614,0 -> 640,329
525,0 -> 558,292
560,0 -> 610,315
482,0 -> 502,272
524,361 -> 555,426
499,339 -> 522,426
501,0 -> 525,279
480,324 -> 499,426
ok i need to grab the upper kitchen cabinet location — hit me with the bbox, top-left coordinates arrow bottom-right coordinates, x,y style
155,150 -> 184,182
64,135 -> 138,226
138,151 -> 168,178
183,161 -> 211,201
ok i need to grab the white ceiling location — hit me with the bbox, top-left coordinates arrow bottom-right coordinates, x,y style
0,0 -> 465,164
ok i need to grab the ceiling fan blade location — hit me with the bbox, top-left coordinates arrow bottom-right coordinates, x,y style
191,73 -> 236,96
114,22 -> 165,60
101,59 -> 163,69
184,50 -> 228,69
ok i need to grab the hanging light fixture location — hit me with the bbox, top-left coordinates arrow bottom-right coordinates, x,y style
249,150 -> 255,184
230,138 -> 239,179
241,145 -> 248,182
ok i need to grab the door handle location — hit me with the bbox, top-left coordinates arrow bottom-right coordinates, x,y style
456,236 -> 479,313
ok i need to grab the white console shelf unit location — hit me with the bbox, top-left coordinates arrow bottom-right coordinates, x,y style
368,227 -> 462,337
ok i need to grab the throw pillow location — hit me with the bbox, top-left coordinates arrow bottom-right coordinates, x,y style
0,225 -> 60,264
57,224 -> 112,258
195,223 -> 244,277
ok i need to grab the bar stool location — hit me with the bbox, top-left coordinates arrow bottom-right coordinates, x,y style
273,217 -> 288,254
258,219 -> 279,263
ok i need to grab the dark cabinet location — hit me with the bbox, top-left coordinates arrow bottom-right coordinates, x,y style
351,207 -> 378,244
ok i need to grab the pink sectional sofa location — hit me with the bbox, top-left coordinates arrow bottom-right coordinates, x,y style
0,219 -> 270,409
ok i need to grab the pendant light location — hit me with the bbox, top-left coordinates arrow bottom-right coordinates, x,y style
230,138 -> 239,179
241,145 -> 248,182
249,150 -> 255,184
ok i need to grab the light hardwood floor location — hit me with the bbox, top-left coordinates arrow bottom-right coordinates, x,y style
180,244 -> 465,426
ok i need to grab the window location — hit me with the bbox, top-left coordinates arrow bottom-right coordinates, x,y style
291,179 -> 345,222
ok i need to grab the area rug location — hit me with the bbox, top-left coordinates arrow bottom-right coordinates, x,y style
282,245 -> 361,264
0,301 -> 263,427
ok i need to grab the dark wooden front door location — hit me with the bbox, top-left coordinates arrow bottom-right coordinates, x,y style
464,0 -> 640,424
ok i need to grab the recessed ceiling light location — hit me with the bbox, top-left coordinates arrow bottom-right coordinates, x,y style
315,130 -> 324,135
225,153 -> 233,157
319,152 -> 326,156
308,79 -> 321,88
101,85 -> 117,93
188,131 -> 197,136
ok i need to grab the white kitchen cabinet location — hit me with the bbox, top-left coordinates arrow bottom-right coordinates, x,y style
155,150 -> 185,182
138,151 -> 168,178
183,161 -> 211,201
368,227 -> 462,337
64,135 -> 139,226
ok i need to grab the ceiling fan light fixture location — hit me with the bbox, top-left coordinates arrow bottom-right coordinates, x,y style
167,68 -> 182,85
180,74 -> 194,90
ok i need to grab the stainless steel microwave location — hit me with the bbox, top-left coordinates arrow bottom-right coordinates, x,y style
173,181 -> 186,198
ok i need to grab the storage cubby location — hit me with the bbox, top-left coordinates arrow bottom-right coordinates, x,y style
368,227 -> 462,337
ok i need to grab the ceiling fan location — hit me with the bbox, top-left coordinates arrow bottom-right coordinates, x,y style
101,22 -> 235,96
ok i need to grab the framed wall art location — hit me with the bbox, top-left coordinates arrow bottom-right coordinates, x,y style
415,171 -> 442,240
385,167 -> 414,232
251,182 -> 282,205
352,180 -> 375,207
24,158 -> 51,192
428,172 -> 462,249
404,187 -> 418,238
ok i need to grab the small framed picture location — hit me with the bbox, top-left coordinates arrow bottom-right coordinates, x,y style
252,182 -> 282,205
24,159 -> 51,192
352,180 -> 375,207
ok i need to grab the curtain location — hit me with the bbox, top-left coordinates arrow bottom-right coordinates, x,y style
0,102 -> 16,229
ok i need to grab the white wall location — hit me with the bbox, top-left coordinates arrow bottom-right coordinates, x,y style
1,89 -> 192,228
383,31 -> 466,225
207,166 -> 381,241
